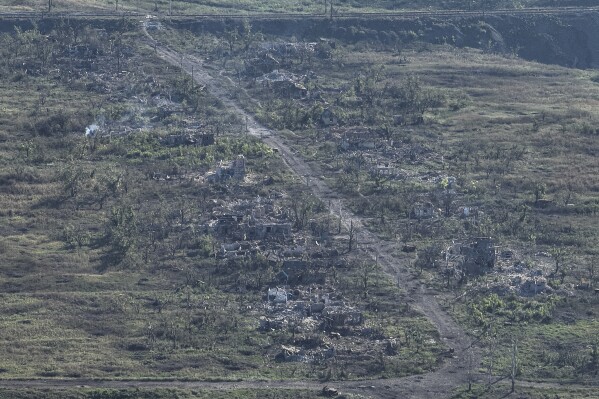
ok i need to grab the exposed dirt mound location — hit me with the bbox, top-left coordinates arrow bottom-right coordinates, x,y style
174,12 -> 599,68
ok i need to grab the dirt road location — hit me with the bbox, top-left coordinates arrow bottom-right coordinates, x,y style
139,27 -> 483,398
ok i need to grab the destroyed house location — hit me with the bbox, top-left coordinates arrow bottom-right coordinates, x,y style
250,223 -> 292,240
206,155 -> 246,183
257,70 -> 308,99
338,129 -> 376,151
163,133 -> 214,147
370,163 -> 400,178
411,202 -> 436,219
461,237 -> 497,275
520,277 -> 549,296
259,42 -> 316,58
244,53 -> 280,76
280,259 -> 326,285
321,108 -> 338,126
152,96 -> 185,119
272,80 -> 308,98
267,287 -> 290,303
219,241 -> 257,259
213,214 -> 244,235
257,70 -> 303,86
322,306 -> 363,328
275,345 -> 305,362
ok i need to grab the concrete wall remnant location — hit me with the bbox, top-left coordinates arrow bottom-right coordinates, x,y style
321,108 -> 338,126
268,287 -> 289,303
206,155 -> 246,183
461,237 -> 497,275
251,223 -> 292,240
411,202 -> 436,219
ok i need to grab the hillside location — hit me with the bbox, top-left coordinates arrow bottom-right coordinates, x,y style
0,10 -> 597,399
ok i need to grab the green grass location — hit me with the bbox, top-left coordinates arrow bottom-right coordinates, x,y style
0,388 -> 366,399
451,383 -> 599,399
450,291 -> 598,382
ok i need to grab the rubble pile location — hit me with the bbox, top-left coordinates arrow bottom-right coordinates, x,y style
460,248 -> 557,298
260,285 -> 367,363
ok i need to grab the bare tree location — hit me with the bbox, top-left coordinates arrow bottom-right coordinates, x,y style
240,19 -> 261,51
591,339 -> 598,372
586,256 -> 597,288
358,259 -> 379,298
348,220 -> 355,252
60,162 -> 85,199
534,182 -> 546,205
223,27 -> 239,54
290,193 -> 315,230
487,335 -> 497,386
441,189 -> 455,217
550,247 -> 569,277
414,243 -> 441,274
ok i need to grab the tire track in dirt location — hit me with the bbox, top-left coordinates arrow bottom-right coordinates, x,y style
141,27 -> 481,398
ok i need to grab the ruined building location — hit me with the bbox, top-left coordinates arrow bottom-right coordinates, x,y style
461,237 -> 497,275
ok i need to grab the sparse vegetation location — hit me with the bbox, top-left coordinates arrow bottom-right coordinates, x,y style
169,12 -> 598,388
0,4 -> 598,399
0,17 -> 443,388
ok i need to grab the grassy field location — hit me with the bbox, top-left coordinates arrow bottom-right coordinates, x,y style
0,388 -> 367,399
451,384 -> 599,399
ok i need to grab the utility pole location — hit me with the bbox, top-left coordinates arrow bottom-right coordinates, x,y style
348,220 -> 355,252
467,346 -> 473,391
487,335 -> 496,386
337,201 -> 342,234
510,338 -> 518,393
